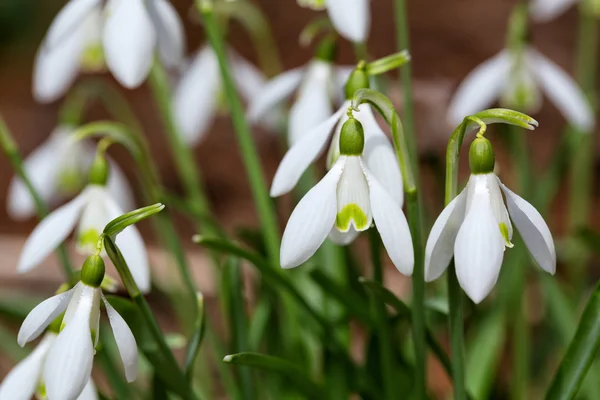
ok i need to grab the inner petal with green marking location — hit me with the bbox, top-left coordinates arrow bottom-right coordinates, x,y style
335,156 -> 372,232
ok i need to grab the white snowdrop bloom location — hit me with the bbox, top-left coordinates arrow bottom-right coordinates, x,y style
297,0 -> 371,43
35,0 -> 185,99
530,0 -> 580,21
248,56 -> 353,145
280,116 -> 413,273
448,47 -> 594,132
7,126 -> 134,221
18,257 -> 137,400
425,137 -> 556,304
173,46 -> 269,146
0,332 -> 98,400
17,159 -> 150,293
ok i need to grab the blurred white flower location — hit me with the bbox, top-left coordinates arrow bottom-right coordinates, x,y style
280,117 -> 412,272
298,0 -> 370,43
34,0 -> 185,101
172,46 -> 268,146
0,333 -> 98,400
17,183 -> 150,293
425,163 -> 555,304
7,126 -> 134,221
17,280 -> 137,399
530,0 -> 578,21
448,47 -> 594,131
247,60 -> 352,145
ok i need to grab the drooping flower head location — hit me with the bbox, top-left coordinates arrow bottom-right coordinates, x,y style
34,0 -> 185,101
529,0 -> 600,22
17,255 -> 137,400
297,0 -> 371,43
425,135 -> 556,303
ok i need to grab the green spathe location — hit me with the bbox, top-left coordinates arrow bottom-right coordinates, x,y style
469,137 -> 495,175
81,254 -> 106,288
339,117 -> 365,156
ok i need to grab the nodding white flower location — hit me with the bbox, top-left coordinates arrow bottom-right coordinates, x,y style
297,0 -> 370,43
447,47 -> 594,132
35,0 -> 185,100
0,333 -> 98,400
425,137 -> 556,303
7,126 -> 133,221
248,58 -> 353,145
280,116 -> 413,273
17,160 -> 150,293
530,0 -> 580,21
17,263 -> 137,400
173,46 -> 268,146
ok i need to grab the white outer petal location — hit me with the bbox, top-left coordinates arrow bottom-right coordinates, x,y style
528,49 -> 595,131
44,285 -> 95,400
0,334 -> 55,400
17,189 -> 90,273
107,159 -> 135,212
326,0 -> 370,43
246,67 -> 305,122
270,104 -> 346,197
146,0 -> 186,68
75,186 -> 113,255
77,379 -> 99,400
328,226 -> 360,245
102,294 -> 138,381
362,162 -> 414,275
530,0 -> 577,21
18,287 -> 76,346
280,158 -> 345,269
424,190 -> 467,282
447,51 -> 512,126
44,0 -> 100,49
172,47 -> 221,145
500,181 -> 556,274
103,0 -> 157,88
454,180 -> 505,304
230,50 -> 267,102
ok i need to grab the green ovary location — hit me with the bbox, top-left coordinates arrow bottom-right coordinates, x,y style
336,204 -> 368,231
499,223 -> 514,248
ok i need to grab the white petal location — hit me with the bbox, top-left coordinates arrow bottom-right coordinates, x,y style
146,0 -> 185,68
500,182 -> 556,274
530,0 -> 577,21
18,288 -> 76,346
0,334 -> 55,400
270,104 -> 347,197
44,285 -> 95,400
77,379 -> 99,400
454,181 -> 505,303
424,190 -> 467,282
447,51 -> 512,126
280,158 -> 345,269
172,47 -> 221,145
529,49 -> 595,131
359,104 -> 404,206
102,295 -> 138,381
106,159 -> 135,212
336,156 -> 372,232
231,50 -> 267,101
362,162 -> 414,275
328,226 -> 360,245
326,0 -> 370,43
334,66 -> 355,101
44,0 -> 100,49
247,67 -> 305,122
17,189 -> 90,273
288,61 -> 335,145
486,174 -> 513,245
76,186 -> 112,255
103,0 -> 157,88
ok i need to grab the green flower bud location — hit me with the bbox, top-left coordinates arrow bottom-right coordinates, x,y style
469,137 -> 495,175
339,116 -> 365,156
314,35 -> 337,62
81,255 -> 106,288
344,64 -> 369,100
88,154 -> 110,186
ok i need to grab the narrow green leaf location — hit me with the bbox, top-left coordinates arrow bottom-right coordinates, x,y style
366,50 -> 411,76
184,292 -> 206,379
104,203 -> 165,238
223,352 -> 324,398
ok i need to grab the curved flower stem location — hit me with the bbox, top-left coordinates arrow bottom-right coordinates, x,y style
351,89 -> 426,399
198,0 -> 280,269
0,117 -> 75,279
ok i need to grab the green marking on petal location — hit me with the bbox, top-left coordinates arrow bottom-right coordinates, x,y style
80,44 -> 105,72
499,223 -> 514,248
78,229 -> 101,251
91,329 -> 97,347
56,168 -> 86,195
37,382 -> 47,398
336,204 -> 368,232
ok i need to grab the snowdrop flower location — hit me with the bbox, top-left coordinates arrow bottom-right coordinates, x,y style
7,125 -> 133,221
297,0 -> 370,43
17,256 -> 137,400
35,0 -> 185,100
0,331 -> 98,400
173,46 -> 268,146
280,115 -> 413,273
248,41 -> 353,145
17,154 -> 150,293
530,0 -> 598,21
448,47 -> 594,131
425,136 -> 556,303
